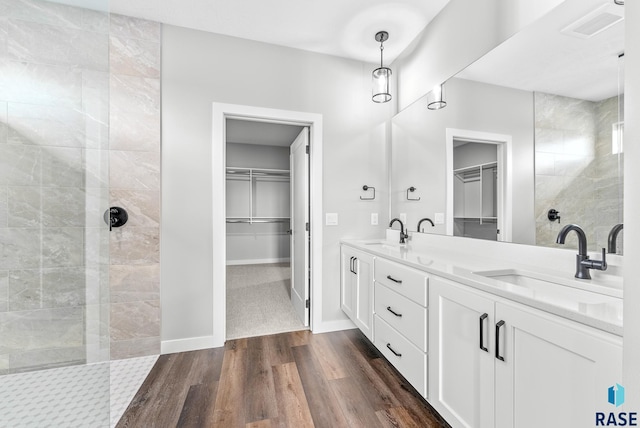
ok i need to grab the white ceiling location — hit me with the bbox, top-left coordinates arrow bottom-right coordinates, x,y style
107,0 -> 449,64
457,0 -> 624,102
226,119 -> 304,147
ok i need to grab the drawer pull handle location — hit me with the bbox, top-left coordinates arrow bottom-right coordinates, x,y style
386,275 -> 402,284
479,313 -> 488,352
386,306 -> 403,317
386,343 -> 402,357
495,320 -> 505,362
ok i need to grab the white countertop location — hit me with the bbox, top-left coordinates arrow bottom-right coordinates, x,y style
341,238 -> 623,336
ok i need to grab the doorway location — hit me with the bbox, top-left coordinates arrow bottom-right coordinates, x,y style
445,128 -> 513,242
224,120 -> 308,339
212,104 -> 323,347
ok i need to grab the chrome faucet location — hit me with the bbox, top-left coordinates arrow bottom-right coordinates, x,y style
417,218 -> 434,233
389,218 -> 408,244
555,224 -> 607,279
607,223 -> 624,254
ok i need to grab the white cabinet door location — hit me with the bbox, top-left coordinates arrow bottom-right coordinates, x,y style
495,301 -> 623,428
340,246 -> 357,320
429,276 -> 495,428
340,246 -> 374,340
353,251 -> 374,340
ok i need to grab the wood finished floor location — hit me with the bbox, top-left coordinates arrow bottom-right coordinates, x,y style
116,329 -> 449,428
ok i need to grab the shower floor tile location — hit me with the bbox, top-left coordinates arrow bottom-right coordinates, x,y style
110,355 -> 158,427
0,355 -> 158,428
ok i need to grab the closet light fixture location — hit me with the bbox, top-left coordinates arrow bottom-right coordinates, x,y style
372,31 -> 392,103
427,83 -> 447,110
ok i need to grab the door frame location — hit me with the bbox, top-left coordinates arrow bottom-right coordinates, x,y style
212,103 -> 323,347
445,128 -> 513,242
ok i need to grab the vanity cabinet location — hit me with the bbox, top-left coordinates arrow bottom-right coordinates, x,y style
340,246 -> 374,340
373,258 -> 429,397
429,275 -> 623,428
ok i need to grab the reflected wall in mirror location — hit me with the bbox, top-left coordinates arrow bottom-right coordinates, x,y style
391,0 -> 624,253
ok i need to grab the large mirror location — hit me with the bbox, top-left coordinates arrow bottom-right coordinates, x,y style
391,0 -> 624,253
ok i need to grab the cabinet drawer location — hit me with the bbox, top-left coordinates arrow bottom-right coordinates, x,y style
374,315 -> 427,398
375,282 -> 427,352
375,258 -> 428,306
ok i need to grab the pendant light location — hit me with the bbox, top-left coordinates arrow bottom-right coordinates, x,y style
372,31 -> 392,103
427,83 -> 447,110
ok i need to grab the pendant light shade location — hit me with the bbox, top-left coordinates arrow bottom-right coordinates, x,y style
372,31 -> 392,103
427,83 -> 447,110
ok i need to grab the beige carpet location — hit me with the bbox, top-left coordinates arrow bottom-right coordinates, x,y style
226,263 -> 306,340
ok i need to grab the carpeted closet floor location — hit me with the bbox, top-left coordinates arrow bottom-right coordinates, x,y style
226,263 -> 306,339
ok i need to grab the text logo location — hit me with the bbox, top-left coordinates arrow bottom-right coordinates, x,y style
609,384 -> 626,408
597,384 -> 637,426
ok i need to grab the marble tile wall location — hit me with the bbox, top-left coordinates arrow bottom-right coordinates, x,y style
535,92 -> 623,252
0,0 -> 111,373
108,14 -> 161,360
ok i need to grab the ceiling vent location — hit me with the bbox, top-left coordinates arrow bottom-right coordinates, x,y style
561,4 -> 624,39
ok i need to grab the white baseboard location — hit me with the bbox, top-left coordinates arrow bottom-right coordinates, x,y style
312,318 -> 356,334
226,257 -> 290,266
161,335 -> 218,354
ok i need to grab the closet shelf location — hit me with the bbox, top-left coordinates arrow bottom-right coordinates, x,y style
454,217 -> 498,223
226,167 -> 290,180
454,162 -> 497,183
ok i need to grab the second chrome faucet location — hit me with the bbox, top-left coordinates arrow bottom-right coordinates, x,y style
555,224 -> 607,279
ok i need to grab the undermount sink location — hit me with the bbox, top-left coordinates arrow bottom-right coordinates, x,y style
473,268 -> 622,299
363,241 -> 406,252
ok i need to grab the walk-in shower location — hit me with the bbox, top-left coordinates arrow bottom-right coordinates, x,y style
0,0 -> 112,425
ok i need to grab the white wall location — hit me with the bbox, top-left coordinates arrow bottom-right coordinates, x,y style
623,0 -> 640,409
161,26 -> 390,343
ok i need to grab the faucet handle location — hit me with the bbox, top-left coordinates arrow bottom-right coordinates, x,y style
600,248 -> 608,271
582,248 -> 607,272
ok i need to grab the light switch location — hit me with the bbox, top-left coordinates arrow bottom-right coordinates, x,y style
435,213 -> 445,224
371,213 -> 379,225
326,213 -> 338,226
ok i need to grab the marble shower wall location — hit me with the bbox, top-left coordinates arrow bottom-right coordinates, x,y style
535,92 -> 623,252
0,0 -> 111,373
108,14 -> 161,360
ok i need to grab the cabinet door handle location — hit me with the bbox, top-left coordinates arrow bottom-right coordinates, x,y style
386,306 -> 403,317
479,313 -> 488,352
495,320 -> 505,361
386,343 -> 402,357
350,257 -> 355,274
353,258 -> 358,274
386,275 -> 402,284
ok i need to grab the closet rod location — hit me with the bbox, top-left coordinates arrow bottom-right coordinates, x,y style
226,219 -> 291,224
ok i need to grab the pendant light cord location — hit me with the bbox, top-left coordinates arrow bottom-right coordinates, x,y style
379,41 -> 384,68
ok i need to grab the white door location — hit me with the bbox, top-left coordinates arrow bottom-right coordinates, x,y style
290,128 -> 310,326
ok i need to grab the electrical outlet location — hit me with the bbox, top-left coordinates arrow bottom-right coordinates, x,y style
435,213 -> 445,224
400,213 -> 407,224
371,213 -> 378,225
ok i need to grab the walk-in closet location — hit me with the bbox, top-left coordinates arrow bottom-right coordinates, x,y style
453,141 -> 499,240
225,119 -> 309,339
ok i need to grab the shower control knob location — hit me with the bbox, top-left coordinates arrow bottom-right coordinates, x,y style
104,207 -> 129,231
547,209 -> 561,223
